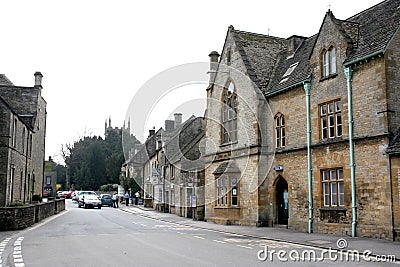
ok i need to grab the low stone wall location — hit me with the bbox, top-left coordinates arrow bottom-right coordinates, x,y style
0,199 -> 65,231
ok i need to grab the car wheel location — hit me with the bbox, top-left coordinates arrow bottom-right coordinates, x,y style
84,204 -> 87,209
98,206 -> 101,209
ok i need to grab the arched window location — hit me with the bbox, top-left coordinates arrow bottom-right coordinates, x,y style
221,82 -> 237,144
322,46 -> 336,77
275,113 -> 285,148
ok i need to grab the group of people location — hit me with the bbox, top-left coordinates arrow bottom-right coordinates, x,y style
112,191 -> 141,208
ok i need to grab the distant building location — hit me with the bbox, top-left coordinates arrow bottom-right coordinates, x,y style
44,156 -> 57,198
0,72 -> 47,206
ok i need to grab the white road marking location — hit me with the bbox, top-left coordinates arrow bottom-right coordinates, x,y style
140,224 -> 147,227
13,237 -> 25,266
213,240 -> 226,244
132,222 -> 138,224
193,236 -> 205,239
0,238 -> 12,267
237,245 -> 253,249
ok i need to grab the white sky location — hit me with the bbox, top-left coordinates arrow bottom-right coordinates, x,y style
0,0 -> 382,163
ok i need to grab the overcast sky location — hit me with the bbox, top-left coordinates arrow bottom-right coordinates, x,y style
1,0 -> 382,163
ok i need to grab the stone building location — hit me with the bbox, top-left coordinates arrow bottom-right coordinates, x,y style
0,72 -> 47,206
205,0 -> 400,240
44,156 -> 57,198
124,114 -> 205,219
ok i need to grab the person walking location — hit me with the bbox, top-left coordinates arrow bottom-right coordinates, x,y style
124,192 -> 130,206
112,193 -> 119,208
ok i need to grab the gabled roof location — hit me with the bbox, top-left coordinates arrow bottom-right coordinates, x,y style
344,0 -> 400,64
0,96 -> 34,131
265,0 -> 400,96
229,27 -> 287,91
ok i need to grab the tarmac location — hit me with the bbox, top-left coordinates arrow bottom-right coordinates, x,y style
121,204 -> 400,263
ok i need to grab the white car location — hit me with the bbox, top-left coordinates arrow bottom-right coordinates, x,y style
78,194 -> 102,209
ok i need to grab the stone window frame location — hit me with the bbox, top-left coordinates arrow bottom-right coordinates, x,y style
321,45 -> 337,78
321,168 -> 344,207
221,81 -> 238,145
12,118 -> 17,148
319,99 -> 342,140
274,113 -> 286,148
215,175 -> 239,207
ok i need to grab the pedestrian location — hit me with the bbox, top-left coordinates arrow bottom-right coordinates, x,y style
134,191 -> 140,205
112,192 -> 119,208
124,192 -> 130,206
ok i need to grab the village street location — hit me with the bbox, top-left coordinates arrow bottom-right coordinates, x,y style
0,200 -> 398,267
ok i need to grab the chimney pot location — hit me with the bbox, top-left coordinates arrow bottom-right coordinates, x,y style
174,113 -> 182,127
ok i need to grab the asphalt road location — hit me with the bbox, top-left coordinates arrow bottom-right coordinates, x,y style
0,200 -> 394,267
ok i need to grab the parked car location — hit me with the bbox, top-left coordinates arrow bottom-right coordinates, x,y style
100,194 -> 113,207
63,190 -> 74,199
71,191 -> 80,202
57,191 -> 65,198
78,194 -> 101,209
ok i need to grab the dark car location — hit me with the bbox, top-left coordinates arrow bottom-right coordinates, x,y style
100,194 -> 113,207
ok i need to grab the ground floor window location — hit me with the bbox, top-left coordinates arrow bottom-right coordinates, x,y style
322,168 -> 344,207
216,176 -> 239,207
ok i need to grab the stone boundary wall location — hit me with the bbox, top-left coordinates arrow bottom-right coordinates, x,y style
0,199 -> 65,231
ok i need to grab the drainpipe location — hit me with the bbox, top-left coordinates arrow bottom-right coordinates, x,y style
303,80 -> 313,233
344,67 -> 357,237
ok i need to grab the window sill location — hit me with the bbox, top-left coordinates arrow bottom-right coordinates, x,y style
319,207 -> 346,211
214,206 -> 241,209
220,141 -> 238,148
319,73 -> 338,82
319,136 -> 343,145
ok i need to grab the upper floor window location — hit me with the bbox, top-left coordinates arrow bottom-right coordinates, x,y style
322,46 -> 336,77
226,48 -> 231,65
221,82 -> 237,144
322,168 -> 344,207
275,113 -> 286,148
320,100 -> 342,139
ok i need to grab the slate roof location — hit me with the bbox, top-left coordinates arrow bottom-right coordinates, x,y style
213,161 -> 241,175
230,28 -> 287,91
265,35 -> 316,95
344,0 -> 400,64
263,0 -> 400,96
0,74 -> 14,86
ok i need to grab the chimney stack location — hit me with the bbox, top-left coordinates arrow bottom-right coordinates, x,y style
165,120 -> 175,132
149,127 -> 155,137
174,113 -> 182,128
34,72 -> 43,87
208,51 -> 220,83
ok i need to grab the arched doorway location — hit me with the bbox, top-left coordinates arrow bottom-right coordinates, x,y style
276,177 -> 289,225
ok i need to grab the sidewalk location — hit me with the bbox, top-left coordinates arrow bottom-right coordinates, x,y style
121,205 -> 400,261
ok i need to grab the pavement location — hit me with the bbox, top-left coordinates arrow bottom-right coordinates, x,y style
121,204 -> 400,261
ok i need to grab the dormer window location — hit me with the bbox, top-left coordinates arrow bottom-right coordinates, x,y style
322,46 -> 336,77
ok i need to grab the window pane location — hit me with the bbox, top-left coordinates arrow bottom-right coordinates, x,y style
330,170 -> 337,180
329,115 -> 335,138
339,182 -> 344,206
331,47 -> 336,74
323,183 -> 330,206
338,169 -> 343,180
276,117 -> 280,127
323,51 -> 329,76
336,113 -> 342,137
281,115 -> 285,126
322,117 -> 327,139
331,182 -> 337,206
322,171 -> 329,180
336,100 -> 341,111
321,105 -> 326,115
328,103 -> 334,113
